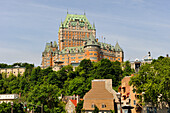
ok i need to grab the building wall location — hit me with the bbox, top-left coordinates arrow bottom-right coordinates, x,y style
83,80 -> 118,112
58,29 -> 96,51
0,67 -> 25,77
65,100 -> 76,113
119,76 -> 141,113
0,94 -> 19,104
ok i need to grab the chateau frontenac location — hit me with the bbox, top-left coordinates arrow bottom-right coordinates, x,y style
41,13 -> 124,68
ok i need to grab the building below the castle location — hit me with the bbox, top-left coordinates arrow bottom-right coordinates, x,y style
41,13 -> 124,68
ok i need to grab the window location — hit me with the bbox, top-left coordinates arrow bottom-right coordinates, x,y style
71,61 -> 75,63
90,57 -> 97,60
89,50 -> 97,51
118,58 -> 120,61
102,104 -> 106,108
94,53 -> 97,55
71,57 -> 75,59
91,104 -> 95,108
90,53 -> 93,55
110,58 -> 113,60
62,58 -> 65,60
134,100 -> 136,105
78,57 -> 83,59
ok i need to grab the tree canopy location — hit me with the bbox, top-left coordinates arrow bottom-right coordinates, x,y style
0,59 -> 125,112
129,57 -> 170,107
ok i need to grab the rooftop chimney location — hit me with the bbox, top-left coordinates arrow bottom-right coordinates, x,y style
76,95 -> 80,104
166,54 -> 169,57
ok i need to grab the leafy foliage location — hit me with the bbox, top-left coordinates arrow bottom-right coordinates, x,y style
129,57 -> 170,106
0,102 -> 24,113
0,59 -> 125,112
93,105 -> 99,113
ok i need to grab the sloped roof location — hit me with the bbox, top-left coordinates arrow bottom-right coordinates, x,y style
59,46 -> 84,54
60,14 -> 94,30
98,42 -> 115,51
115,42 -> 123,52
84,33 -> 100,47
42,41 -> 59,56
70,99 -> 77,107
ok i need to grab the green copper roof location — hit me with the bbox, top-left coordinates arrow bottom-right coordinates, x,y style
115,42 -> 123,51
98,42 -> 115,51
60,14 -> 95,30
42,41 -> 59,56
84,33 -> 100,47
59,46 -> 84,54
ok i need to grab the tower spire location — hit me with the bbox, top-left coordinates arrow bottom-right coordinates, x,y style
93,22 -> 95,29
84,10 -> 86,15
67,9 -> 68,14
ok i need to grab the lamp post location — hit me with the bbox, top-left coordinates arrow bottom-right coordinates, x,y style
11,102 -> 13,113
117,93 -> 122,113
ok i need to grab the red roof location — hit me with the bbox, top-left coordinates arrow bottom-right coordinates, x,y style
70,99 -> 77,107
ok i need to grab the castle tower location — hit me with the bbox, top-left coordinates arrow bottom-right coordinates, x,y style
114,42 -> 124,62
58,13 -> 96,51
84,33 -> 100,62
41,41 -> 59,68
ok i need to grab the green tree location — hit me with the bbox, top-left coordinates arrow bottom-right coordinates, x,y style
0,102 -> 24,113
129,57 -> 170,107
93,105 -> 99,113
27,83 -> 64,112
122,61 -> 134,76
76,100 -> 84,113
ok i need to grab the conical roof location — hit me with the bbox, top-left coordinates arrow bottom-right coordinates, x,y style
115,42 -> 123,52
84,33 -> 100,47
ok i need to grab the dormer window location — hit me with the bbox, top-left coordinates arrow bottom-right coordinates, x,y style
102,103 -> 106,108
91,103 -> 95,108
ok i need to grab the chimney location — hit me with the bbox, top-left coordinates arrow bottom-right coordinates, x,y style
50,41 -> 53,47
76,95 -> 80,104
166,54 -> 169,58
73,94 -> 75,100
19,92 -> 21,98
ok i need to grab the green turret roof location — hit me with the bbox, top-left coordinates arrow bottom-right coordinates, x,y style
84,33 -> 100,47
115,42 -> 123,51
42,41 -> 59,56
60,14 -> 95,30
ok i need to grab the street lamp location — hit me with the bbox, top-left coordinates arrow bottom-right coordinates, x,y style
11,102 -> 13,113
116,93 -> 122,113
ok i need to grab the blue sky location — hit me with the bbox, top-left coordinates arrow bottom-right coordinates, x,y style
0,0 -> 170,66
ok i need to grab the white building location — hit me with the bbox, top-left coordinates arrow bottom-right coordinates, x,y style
0,94 -> 19,104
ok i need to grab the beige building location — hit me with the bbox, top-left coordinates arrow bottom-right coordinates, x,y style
130,52 -> 153,73
65,95 -> 80,113
83,79 -> 119,113
0,94 -> 19,104
0,66 -> 25,77
118,76 -> 141,113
